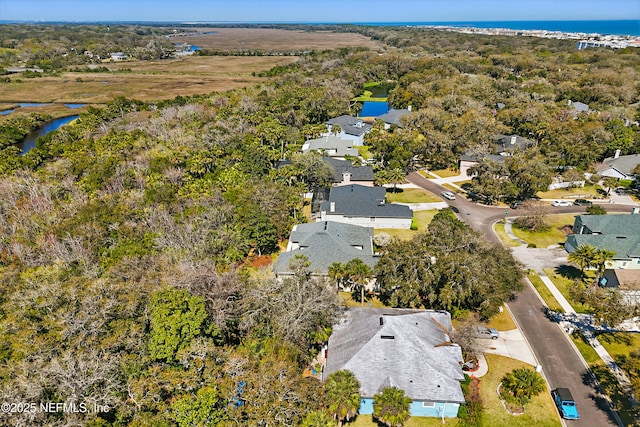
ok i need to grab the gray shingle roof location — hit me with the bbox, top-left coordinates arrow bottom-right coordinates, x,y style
494,134 -> 535,152
324,157 -> 374,182
274,221 -> 377,275
377,109 -> 411,127
302,135 -> 359,157
597,154 -> 640,176
321,184 -> 413,219
325,308 -> 465,403
326,115 -> 372,137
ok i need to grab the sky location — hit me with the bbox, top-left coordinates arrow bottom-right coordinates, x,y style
1,0 -> 640,23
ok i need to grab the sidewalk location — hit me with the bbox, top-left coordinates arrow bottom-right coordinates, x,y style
502,219 -> 638,409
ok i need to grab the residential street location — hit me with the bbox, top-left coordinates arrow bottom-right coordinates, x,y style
407,171 -> 632,427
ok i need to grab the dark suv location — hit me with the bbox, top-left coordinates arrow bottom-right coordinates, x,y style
573,199 -> 592,206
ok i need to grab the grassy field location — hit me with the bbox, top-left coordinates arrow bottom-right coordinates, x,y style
510,213 -> 577,248
171,27 -> 382,51
1,27 -> 382,105
0,57 -> 290,104
386,188 -> 441,203
478,354 -> 561,427
597,332 -> 640,362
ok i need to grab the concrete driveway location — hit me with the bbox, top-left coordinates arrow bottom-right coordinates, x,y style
480,328 -> 539,367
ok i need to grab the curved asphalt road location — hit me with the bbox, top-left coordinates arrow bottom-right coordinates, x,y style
408,172 -> 630,426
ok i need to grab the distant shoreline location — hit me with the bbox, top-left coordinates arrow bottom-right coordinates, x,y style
1,19 -> 639,38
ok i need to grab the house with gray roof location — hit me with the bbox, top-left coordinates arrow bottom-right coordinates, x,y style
597,152 -> 640,180
326,115 -> 372,145
324,308 -> 465,418
377,108 -> 412,129
320,184 -> 413,229
565,213 -> 640,270
324,157 -> 374,187
302,135 -> 359,158
273,221 -> 377,280
459,134 -> 535,177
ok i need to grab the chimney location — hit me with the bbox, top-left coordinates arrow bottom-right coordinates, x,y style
510,136 -> 517,145
614,149 -> 621,159
330,202 -> 335,212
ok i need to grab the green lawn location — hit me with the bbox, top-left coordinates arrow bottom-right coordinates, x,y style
339,292 -> 386,308
348,415 -> 459,427
375,210 -> 437,240
542,268 -> 592,314
429,168 -> 460,178
536,185 -> 604,199
526,271 -> 564,312
597,332 -> 640,362
570,332 -> 638,426
487,305 -> 517,331
493,221 -> 521,247
510,214 -> 577,248
386,188 -> 441,203
479,354 -> 561,427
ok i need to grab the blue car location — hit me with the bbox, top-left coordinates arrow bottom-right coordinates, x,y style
552,388 -> 579,420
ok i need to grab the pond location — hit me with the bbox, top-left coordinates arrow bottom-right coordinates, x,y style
359,101 -> 389,117
18,115 -> 79,155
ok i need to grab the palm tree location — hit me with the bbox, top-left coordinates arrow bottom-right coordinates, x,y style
500,368 -> 545,405
301,410 -> 336,427
328,262 -> 346,290
593,248 -> 616,286
373,386 -> 412,427
325,370 -> 361,427
568,244 -> 597,276
387,168 -> 406,193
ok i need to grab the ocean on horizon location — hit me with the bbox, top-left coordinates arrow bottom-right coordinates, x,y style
356,20 -> 640,37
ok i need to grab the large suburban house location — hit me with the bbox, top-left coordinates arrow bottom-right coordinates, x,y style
565,213 -> 640,270
377,107 -> 412,129
324,308 -> 465,418
597,151 -> 640,180
459,134 -> 535,177
326,115 -> 372,145
319,184 -> 413,229
324,157 -> 374,187
302,135 -> 359,158
273,221 -> 378,279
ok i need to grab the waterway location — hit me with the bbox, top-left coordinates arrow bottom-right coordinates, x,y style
18,115 -> 79,155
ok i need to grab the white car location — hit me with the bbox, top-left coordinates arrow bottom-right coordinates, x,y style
551,200 -> 572,207
441,191 -> 456,200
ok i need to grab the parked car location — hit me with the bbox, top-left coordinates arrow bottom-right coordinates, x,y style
551,200 -> 572,207
552,388 -> 580,420
573,199 -> 592,206
509,202 -> 521,209
441,191 -> 456,200
475,327 -> 499,340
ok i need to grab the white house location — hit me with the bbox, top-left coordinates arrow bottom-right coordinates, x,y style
319,184 -> 413,229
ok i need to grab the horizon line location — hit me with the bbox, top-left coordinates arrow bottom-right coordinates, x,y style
2,18 -> 640,24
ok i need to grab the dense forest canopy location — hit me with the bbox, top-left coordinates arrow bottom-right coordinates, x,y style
0,24 -> 639,425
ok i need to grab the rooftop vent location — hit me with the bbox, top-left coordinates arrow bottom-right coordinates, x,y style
380,335 -> 395,340
379,317 -> 384,326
